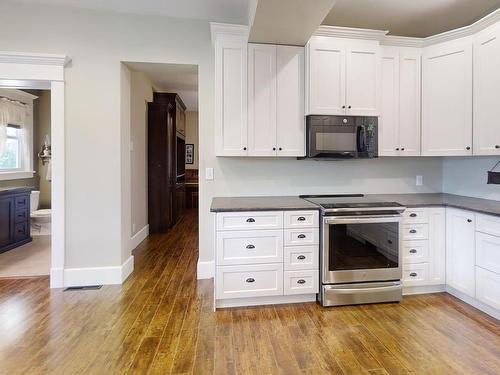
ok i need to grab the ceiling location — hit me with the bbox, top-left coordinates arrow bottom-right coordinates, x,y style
126,62 -> 198,111
10,0 -> 248,23
323,0 -> 500,37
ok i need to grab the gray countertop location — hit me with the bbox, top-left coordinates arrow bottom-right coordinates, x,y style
211,193 -> 500,217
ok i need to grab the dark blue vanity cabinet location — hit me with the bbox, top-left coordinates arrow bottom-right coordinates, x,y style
0,188 -> 32,254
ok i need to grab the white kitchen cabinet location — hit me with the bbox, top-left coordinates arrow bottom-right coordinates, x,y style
380,47 -> 421,156
422,37 -> 473,156
473,23 -> 500,155
306,38 -> 380,116
247,44 -> 305,157
476,267 -> 500,311
446,208 -> 476,297
215,37 -> 248,156
475,232 -> 500,275
428,208 -> 446,285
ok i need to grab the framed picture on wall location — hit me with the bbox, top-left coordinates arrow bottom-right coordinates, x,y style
186,144 -> 194,164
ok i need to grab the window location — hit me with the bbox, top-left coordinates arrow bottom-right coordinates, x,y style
0,125 -> 22,170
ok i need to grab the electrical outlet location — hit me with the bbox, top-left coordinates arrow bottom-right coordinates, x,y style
416,175 -> 423,186
206,167 -> 214,180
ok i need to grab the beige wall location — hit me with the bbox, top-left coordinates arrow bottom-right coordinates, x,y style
37,90 -> 51,208
129,71 -> 153,237
185,111 -> 199,170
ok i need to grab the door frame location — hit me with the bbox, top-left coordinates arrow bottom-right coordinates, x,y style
0,51 -> 70,288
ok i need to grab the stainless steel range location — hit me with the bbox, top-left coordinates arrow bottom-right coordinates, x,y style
301,195 -> 406,307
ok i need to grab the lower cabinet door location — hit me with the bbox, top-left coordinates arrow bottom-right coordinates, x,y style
402,263 -> 429,287
216,264 -> 283,299
476,267 -> 500,311
284,270 -> 319,295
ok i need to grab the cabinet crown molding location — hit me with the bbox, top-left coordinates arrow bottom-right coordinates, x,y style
210,23 -> 249,45
0,51 -> 70,66
314,25 -> 389,41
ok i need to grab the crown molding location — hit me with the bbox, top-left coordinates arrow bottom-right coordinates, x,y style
210,22 -> 249,45
314,25 -> 388,40
0,51 -> 70,66
381,36 -> 424,48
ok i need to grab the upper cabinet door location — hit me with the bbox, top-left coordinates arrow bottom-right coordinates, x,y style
277,46 -> 305,157
306,40 -> 346,115
345,43 -> 381,116
474,24 -> 500,155
215,39 -> 248,156
379,49 -> 400,156
398,51 -> 421,156
248,44 -> 277,156
422,38 -> 473,156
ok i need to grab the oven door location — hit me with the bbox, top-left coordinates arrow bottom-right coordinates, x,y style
322,214 -> 402,284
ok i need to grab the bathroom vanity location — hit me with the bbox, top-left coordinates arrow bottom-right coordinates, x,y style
0,188 -> 32,254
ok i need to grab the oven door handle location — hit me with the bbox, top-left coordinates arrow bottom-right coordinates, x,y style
326,284 -> 402,294
324,215 -> 402,225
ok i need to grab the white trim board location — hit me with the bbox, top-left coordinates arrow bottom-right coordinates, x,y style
63,256 -> 134,287
197,260 -> 215,280
446,286 -> 500,321
403,285 -> 446,296
216,294 -> 316,309
131,224 -> 149,251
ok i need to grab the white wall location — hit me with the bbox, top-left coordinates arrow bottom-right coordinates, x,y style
443,157 -> 500,200
185,111 -> 199,170
129,71 -> 153,237
0,1 -> 446,274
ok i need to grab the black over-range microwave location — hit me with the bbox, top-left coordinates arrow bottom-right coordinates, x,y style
304,115 -> 378,159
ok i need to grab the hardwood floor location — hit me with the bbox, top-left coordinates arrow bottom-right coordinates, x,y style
0,209 -> 499,374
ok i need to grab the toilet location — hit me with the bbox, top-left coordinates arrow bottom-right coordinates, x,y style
30,191 -> 51,236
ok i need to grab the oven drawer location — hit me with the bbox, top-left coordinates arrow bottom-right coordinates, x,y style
216,211 -> 283,231
284,246 -> 319,271
403,209 -> 429,224
284,211 -> 319,229
402,224 -> 429,240
322,281 -> 402,306
284,228 -> 319,246
284,270 -> 319,295
402,240 -> 429,264
216,264 -> 283,299
402,263 -> 429,286
216,230 -> 283,266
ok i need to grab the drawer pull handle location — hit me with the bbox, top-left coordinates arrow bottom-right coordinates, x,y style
409,229 -> 417,234
297,217 -> 306,221
298,234 -> 306,239
467,219 -> 472,223
409,213 -> 417,218
297,279 -> 306,284
297,255 -> 306,260
246,218 -> 255,223
387,239 -> 393,244
245,278 -> 255,283
410,272 -> 417,277
409,249 -> 417,254
246,244 -> 255,249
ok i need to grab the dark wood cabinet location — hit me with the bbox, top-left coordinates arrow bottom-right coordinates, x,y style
0,188 -> 32,254
148,93 -> 187,233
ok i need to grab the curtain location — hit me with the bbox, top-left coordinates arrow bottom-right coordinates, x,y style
0,98 -> 27,157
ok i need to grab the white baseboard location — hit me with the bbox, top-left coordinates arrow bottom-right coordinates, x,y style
50,267 -> 64,288
197,260 -> 215,280
63,256 -> 135,287
130,224 -> 149,251
216,294 -> 317,309
446,286 -> 500,321
403,284 -> 446,296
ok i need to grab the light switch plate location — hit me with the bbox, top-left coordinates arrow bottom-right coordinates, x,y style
206,167 -> 214,180
416,175 -> 423,186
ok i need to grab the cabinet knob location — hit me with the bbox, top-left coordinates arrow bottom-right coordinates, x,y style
246,244 -> 255,249
342,105 -> 346,109
496,145 -> 500,149
246,218 -> 255,223
297,279 -> 306,284
409,272 -> 417,277
396,148 -> 400,151
348,105 -> 351,109
467,219 -> 472,223
243,147 -> 247,150
466,146 -> 471,150
409,213 -> 417,218
298,234 -> 306,239
387,239 -> 393,244
409,229 -> 417,234
410,249 -> 417,254
297,255 -> 306,260
245,278 -> 255,283
401,148 -> 405,151
279,147 -> 282,151
297,216 -> 306,221
273,147 -> 276,151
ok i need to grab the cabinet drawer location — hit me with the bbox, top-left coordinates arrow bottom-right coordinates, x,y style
15,209 -> 29,224
216,230 -> 283,266
284,210 -> 319,229
14,222 -> 28,240
476,267 -> 500,311
15,195 -> 29,210
476,232 -> 500,274
284,228 -> 319,246
284,270 -> 319,295
284,246 -> 319,271
402,263 -> 429,287
216,264 -> 283,299
403,208 -> 429,224
476,213 -> 500,237
402,240 -> 429,264
402,224 -> 429,240
216,211 -> 283,231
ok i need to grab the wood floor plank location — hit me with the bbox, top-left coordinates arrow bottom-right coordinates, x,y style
0,209 -> 499,375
